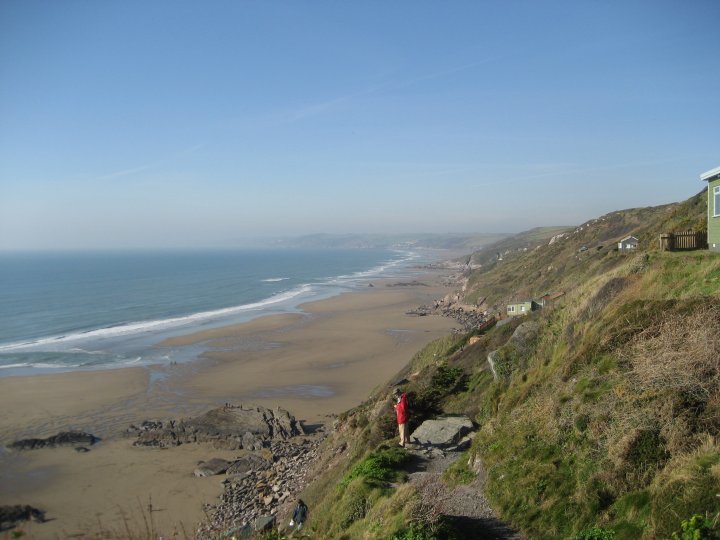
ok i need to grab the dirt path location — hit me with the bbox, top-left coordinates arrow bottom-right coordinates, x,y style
406,446 -> 525,539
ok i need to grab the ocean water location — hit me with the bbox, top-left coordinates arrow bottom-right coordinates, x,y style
0,249 -> 430,377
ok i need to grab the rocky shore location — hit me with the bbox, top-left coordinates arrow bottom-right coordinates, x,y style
122,403 -> 324,536
198,437 -> 322,536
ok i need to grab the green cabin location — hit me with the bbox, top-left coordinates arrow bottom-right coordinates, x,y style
701,166 -> 720,252
507,300 -> 536,317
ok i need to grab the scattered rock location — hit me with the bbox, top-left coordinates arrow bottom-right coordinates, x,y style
195,458 -> 232,478
197,437 -> 322,537
410,416 -> 474,448
0,505 -> 45,531
408,300 -> 492,331
8,431 -> 98,451
74,446 -> 91,453
226,454 -> 271,475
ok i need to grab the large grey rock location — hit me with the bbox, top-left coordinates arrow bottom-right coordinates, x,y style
129,404 -> 304,449
8,431 -> 98,451
510,320 -> 541,349
194,458 -> 231,477
255,515 -> 275,531
410,416 -> 474,448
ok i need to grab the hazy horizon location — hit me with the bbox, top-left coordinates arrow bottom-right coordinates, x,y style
1,1 -> 718,250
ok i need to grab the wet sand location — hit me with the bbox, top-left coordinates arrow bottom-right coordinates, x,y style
0,275 -> 457,537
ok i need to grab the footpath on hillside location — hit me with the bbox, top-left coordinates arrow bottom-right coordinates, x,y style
404,415 -> 525,540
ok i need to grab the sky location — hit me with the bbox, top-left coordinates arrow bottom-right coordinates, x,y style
1,1 -> 719,250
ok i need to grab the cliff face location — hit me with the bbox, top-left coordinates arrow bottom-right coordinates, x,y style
298,192 -> 719,540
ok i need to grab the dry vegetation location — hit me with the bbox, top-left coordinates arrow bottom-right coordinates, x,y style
625,305 -> 720,401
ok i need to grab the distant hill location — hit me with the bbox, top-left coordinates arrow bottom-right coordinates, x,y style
267,232 -> 511,251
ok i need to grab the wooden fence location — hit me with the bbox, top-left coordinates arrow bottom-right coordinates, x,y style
659,230 -> 708,251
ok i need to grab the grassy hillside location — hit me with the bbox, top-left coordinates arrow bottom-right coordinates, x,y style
463,191 -> 707,309
287,192 -> 719,540
472,250 -> 720,539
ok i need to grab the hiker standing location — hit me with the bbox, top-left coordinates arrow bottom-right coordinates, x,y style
393,388 -> 409,447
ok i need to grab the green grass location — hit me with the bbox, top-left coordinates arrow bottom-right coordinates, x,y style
442,451 -> 475,488
342,446 -> 410,487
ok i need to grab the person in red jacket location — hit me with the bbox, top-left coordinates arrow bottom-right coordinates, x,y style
393,388 -> 409,447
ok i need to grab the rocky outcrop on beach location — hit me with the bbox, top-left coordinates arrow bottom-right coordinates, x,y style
127,404 -> 304,450
407,300 -> 492,331
0,505 -> 45,531
198,437 -> 321,536
8,431 -> 98,451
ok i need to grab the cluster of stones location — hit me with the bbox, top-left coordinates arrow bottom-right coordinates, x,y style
407,302 -> 491,332
197,437 -> 321,536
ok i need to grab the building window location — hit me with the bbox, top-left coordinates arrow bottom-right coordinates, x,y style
508,306 -> 515,312
521,305 -> 526,312
715,186 -> 720,217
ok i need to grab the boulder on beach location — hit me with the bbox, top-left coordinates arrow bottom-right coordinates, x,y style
129,404 -> 305,449
194,458 -> 232,477
8,431 -> 99,451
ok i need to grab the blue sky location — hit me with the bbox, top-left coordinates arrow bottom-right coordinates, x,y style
1,1 -> 718,249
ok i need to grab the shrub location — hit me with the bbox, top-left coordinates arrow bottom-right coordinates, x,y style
411,365 -> 467,424
342,446 -> 410,486
574,527 -> 616,540
671,514 -> 720,540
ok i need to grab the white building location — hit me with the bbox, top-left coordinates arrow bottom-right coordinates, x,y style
618,236 -> 639,252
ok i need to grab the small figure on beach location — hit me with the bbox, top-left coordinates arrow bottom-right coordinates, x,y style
289,499 -> 308,530
393,388 -> 409,447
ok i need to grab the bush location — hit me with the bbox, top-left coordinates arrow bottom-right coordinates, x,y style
574,526 -> 616,540
411,365 -> 467,426
342,446 -> 410,486
672,514 -> 720,540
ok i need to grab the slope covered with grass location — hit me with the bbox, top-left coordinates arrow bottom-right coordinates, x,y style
294,193 -> 719,540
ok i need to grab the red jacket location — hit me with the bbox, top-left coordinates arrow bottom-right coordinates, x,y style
395,393 -> 409,424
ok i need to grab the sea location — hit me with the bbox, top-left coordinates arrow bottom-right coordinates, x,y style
0,248 -> 438,377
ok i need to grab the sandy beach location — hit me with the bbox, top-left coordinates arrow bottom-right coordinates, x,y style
0,274 -> 457,537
